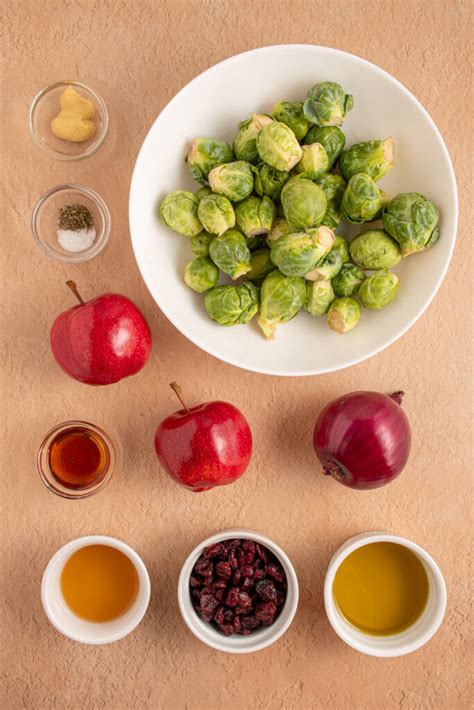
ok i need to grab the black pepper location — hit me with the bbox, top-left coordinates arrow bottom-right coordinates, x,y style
58,204 -> 93,231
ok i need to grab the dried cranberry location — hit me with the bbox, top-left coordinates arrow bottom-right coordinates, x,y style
199,608 -> 214,622
253,568 -> 266,581
241,614 -> 261,630
216,561 -> 232,579
240,565 -> 254,578
265,563 -> 286,585
233,615 -> 242,633
200,593 -> 218,612
204,543 -> 226,559
223,539 -> 240,551
256,601 -> 277,625
193,557 -> 211,576
241,540 -> 255,563
229,548 -> 238,569
241,577 -> 253,592
226,587 -> 240,607
214,606 -> 225,625
256,543 -> 271,563
223,608 -> 234,623
214,579 -> 228,589
236,547 -> 245,566
255,579 -> 277,602
235,591 -> 253,614
191,589 -> 201,601
232,568 -> 242,585
215,589 -> 225,601
190,576 -> 202,588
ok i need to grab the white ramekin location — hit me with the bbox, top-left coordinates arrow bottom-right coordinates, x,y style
324,531 -> 447,657
41,535 -> 151,644
178,529 -> 299,654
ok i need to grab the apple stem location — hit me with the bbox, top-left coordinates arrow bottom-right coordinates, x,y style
66,280 -> 85,305
170,382 -> 190,413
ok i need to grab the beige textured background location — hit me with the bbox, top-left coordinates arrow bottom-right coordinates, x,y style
1,1 -> 472,708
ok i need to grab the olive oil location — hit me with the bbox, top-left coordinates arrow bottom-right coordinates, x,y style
61,545 -> 139,622
333,542 -> 429,636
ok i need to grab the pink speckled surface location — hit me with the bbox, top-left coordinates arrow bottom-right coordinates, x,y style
1,1 -> 472,708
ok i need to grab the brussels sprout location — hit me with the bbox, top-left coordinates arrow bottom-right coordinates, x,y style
257,271 -> 306,339
295,143 -> 330,180
307,236 -> 349,281
204,282 -> 259,326
271,101 -> 311,141
194,186 -> 213,200
281,177 -> 327,230
197,194 -> 236,236
208,161 -> 254,202
349,229 -> 401,270
186,138 -> 233,185
253,164 -> 289,200
328,297 -> 361,333
256,121 -> 303,172
209,229 -> 251,279
266,217 -> 292,246
184,256 -> 219,293
332,262 -> 366,296
160,190 -> 203,237
358,270 -> 399,309
341,173 -> 383,224
303,82 -> 354,127
234,196 -> 276,237
305,279 -> 335,316
340,138 -> 395,182
304,126 -> 346,169
190,230 -> 214,256
246,234 -> 267,252
233,114 -> 273,164
270,226 -> 335,277
316,173 -> 346,229
247,249 -> 275,284
382,192 -> 440,256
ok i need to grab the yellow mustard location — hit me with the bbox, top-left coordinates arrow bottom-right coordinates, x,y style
51,86 -> 96,143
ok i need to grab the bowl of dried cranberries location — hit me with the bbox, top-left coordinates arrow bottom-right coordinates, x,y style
178,529 -> 299,653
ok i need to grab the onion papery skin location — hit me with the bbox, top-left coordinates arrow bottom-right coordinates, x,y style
313,391 -> 411,490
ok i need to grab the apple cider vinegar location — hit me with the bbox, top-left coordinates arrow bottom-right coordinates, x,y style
61,545 -> 139,622
48,426 -> 110,489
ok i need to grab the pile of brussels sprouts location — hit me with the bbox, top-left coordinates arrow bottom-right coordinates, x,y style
160,81 -> 440,338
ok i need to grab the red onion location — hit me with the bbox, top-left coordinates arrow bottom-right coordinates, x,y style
313,391 -> 411,490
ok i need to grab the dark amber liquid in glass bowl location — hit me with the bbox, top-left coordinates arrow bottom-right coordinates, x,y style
48,427 -> 110,490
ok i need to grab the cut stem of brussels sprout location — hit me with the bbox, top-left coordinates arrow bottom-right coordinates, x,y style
186,138 -> 233,185
209,229 -> 252,279
358,270 -> 399,309
327,297 -> 361,333
160,190 -> 203,237
270,226 -> 335,277
340,138 -> 395,182
349,229 -> 401,270
256,121 -> 303,172
382,192 -> 440,256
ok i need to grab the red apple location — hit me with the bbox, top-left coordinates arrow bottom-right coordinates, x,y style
50,280 -> 152,385
154,383 -> 252,491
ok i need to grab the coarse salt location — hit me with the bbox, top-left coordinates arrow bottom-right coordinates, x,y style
58,227 -> 96,252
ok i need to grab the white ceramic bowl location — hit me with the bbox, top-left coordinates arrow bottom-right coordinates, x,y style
129,44 -> 457,376
41,535 -> 151,644
324,532 -> 447,657
178,529 -> 299,653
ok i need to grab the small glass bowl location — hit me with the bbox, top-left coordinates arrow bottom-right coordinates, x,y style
32,184 -> 111,262
37,420 -> 116,500
29,80 -> 108,160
